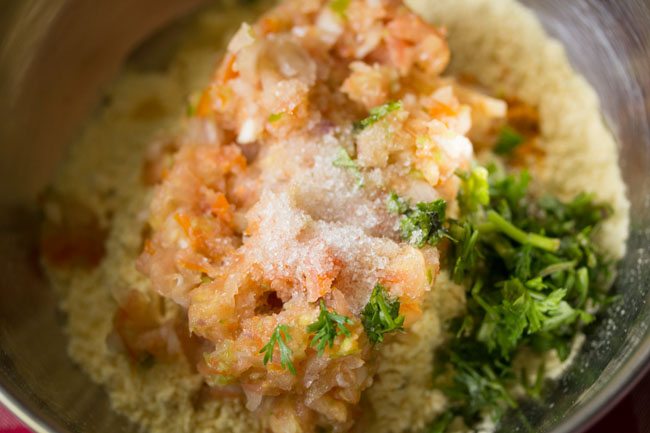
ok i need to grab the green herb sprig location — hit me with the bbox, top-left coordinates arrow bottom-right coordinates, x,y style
307,300 -> 352,355
259,324 -> 296,375
494,125 -> 524,155
333,147 -> 364,187
361,284 -> 405,344
388,193 -> 448,247
435,165 -> 614,428
354,101 -> 402,131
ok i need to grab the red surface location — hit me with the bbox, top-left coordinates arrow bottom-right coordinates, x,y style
586,369 -> 650,433
1,371 -> 648,433
0,405 -> 26,433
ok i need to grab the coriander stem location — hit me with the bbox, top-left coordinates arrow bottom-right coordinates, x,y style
476,221 -> 497,235
539,260 -> 577,277
377,295 -> 396,328
486,210 -> 560,252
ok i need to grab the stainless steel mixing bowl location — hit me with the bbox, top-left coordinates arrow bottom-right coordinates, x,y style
0,1 -> 648,432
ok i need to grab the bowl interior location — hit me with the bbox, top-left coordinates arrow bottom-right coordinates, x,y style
0,1 -> 649,433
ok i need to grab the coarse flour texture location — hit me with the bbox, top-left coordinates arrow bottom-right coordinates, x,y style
45,1 -> 628,433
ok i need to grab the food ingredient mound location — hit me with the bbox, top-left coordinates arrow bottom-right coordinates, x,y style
41,0 -> 628,433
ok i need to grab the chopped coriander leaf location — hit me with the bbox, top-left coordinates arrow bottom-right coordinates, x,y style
538,260 -> 577,277
329,0 -> 350,18
446,352 -> 517,422
513,244 -> 533,281
361,284 -> 404,344
494,125 -> 524,155
268,112 -> 284,123
401,200 -> 448,247
387,193 -> 448,247
437,165 -> 615,428
332,147 -> 357,169
259,324 -> 296,375
354,100 -> 402,130
489,168 -> 530,221
528,332 -> 573,361
307,300 -> 352,356
477,280 -> 587,356
449,221 -> 480,283
333,147 -> 364,187
458,166 -> 490,214
537,192 -> 612,236
387,192 -> 409,215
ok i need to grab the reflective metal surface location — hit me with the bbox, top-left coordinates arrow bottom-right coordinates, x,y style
0,1 -> 648,433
